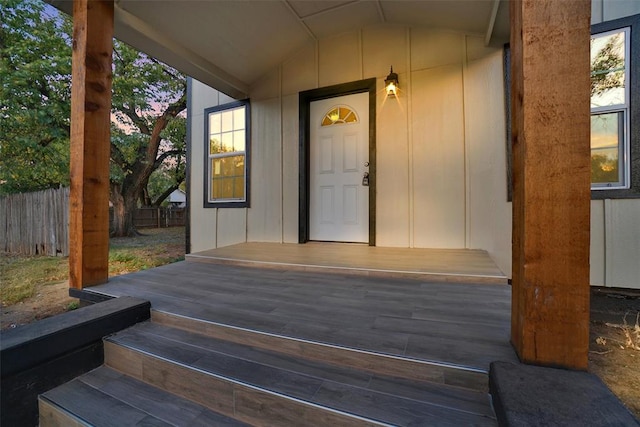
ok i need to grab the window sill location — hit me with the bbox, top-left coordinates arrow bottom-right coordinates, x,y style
591,188 -> 640,199
203,201 -> 249,208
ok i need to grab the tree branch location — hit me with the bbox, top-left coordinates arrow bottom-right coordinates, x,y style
118,105 -> 151,135
153,149 -> 184,170
145,90 -> 187,168
149,57 -> 182,81
112,44 -> 124,63
110,141 -> 128,169
38,136 -> 56,147
151,182 -> 183,207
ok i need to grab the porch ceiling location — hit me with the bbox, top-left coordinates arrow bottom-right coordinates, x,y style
46,0 -> 510,99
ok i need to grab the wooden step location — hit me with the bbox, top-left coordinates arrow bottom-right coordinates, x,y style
39,366 -> 249,427
186,242 -> 508,285
185,254 -> 508,285
101,321 -> 497,426
152,310 -> 489,392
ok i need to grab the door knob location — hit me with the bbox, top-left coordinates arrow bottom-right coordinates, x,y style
362,172 -> 370,186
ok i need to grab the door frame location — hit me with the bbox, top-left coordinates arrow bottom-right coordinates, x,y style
299,78 -> 377,245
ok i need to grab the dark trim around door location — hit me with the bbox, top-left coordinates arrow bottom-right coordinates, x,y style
298,78 -> 377,245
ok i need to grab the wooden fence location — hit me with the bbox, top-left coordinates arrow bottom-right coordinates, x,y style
1,188 -> 185,257
0,187 -> 70,256
112,206 -> 186,229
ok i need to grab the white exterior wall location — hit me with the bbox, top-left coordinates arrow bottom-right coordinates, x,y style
590,200 -> 640,288
591,0 -> 640,23
188,82 -> 247,252
190,26 -> 512,274
589,0 -> 640,289
189,0 -> 639,288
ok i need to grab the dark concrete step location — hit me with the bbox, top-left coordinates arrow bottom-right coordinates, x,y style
2,296 -> 150,427
103,321 -> 497,426
490,361 -> 639,426
39,366 -> 250,427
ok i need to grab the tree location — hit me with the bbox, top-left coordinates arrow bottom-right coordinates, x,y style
0,0 -> 72,194
141,117 -> 187,207
109,40 -> 186,236
1,0 -> 187,236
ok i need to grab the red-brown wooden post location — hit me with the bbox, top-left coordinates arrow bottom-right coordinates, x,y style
69,0 -> 114,289
510,0 -> 592,370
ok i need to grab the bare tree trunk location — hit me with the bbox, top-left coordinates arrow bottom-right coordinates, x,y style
110,184 -> 139,237
140,186 -> 151,207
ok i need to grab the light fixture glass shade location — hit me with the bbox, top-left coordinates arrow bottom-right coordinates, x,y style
385,66 -> 399,97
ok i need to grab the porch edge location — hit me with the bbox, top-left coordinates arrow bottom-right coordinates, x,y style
186,253 -> 509,285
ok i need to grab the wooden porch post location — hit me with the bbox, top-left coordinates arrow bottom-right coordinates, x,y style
510,0 -> 591,370
69,0 -> 114,289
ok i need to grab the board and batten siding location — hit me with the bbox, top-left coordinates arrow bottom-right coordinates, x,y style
588,0 -> 640,289
189,85 -> 248,250
189,26 -> 513,275
190,1 -> 639,288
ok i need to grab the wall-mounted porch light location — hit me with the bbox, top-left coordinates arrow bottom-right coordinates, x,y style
384,66 -> 399,97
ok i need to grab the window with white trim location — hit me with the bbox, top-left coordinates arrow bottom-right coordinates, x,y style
204,100 -> 250,208
590,28 -> 630,189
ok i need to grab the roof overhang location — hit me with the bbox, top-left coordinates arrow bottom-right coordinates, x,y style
46,0 -> 510,98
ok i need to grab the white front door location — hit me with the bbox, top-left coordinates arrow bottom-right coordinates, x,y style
309,92 -> 369,243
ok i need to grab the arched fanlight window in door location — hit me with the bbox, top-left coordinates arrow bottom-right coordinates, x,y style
321,105 -> 359,126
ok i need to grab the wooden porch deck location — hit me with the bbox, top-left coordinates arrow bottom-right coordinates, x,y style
44,255 -> 519,425
88,254 -> 516,374
187,242 -> 508,284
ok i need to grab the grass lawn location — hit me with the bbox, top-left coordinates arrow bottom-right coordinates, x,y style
0,255 -> 69,306
1,227 -> 185,325
108,227 -> 185,275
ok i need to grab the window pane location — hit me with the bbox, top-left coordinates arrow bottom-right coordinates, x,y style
591,31 -> 626,108
233,107 -> 245,129
209,113 -> 221,134
211,155 -> 245,200
343,110 -> 357,123
233,130 -> 245,152
210,173 -> 223,200
221,110 -> 233,132
591,112 -> 623,184
210,136 -> 222,154
322,106 -> 358,126
221,132 -> 233,153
